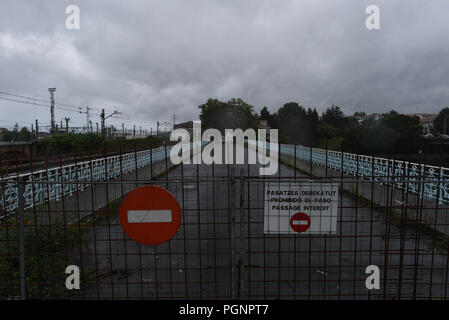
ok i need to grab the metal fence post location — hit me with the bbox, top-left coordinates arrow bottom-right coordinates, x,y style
17,177 -> 26,300
230,167 -> 236,299
239,168 -> 246,299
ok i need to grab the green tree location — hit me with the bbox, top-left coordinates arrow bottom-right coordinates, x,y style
2,129 -> 12,142
17,127 -> 32,141
433,107 -> 449,135
1,125 -> 32,142
322,105 -> 347,129
317,105 -> 359,145
199,98 -> 258,133
277,102 -> 318,145
259,106 -> 278,129
260,106 -> 270,121
342,111 -> 423,155
382,111 -> 422,148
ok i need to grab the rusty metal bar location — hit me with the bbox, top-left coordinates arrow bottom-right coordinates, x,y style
17,177 -> 25,300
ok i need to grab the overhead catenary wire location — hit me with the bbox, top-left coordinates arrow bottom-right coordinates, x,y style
0,96 -> 99,115
0,91 -> 85,111
0,90 -> 158,126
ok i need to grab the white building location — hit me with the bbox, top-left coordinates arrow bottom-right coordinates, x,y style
412,113 -> 437,134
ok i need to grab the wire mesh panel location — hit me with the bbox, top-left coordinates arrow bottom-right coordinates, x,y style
80,177 -> 234,299
1,143 -> 449,300
240,177 -> 449,299
235,144 -> 449,300
0,145 -> 237,300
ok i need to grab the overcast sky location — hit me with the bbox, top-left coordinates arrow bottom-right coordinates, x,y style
0,0 -> 448,131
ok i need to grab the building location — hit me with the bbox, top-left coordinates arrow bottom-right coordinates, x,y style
173,121 -> 194,136
258,120 -> 269,129
420,115 -> 437,134
351,113 -> 382,124
410,113 -> 437,134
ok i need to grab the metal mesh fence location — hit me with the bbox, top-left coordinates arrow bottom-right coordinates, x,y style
0,143 -> 448,299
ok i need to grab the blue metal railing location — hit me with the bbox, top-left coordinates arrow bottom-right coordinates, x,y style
0,142 -> 207,214
248,140 -> 449,204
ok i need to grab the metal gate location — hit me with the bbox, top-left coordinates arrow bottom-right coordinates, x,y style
1,144 -> 449,300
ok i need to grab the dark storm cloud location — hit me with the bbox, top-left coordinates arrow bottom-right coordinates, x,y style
0,0 -> 449,130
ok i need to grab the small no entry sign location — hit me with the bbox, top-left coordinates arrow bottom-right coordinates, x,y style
119,185 -> 181,245
264,182 -> 339,234
290,213 -> 311,233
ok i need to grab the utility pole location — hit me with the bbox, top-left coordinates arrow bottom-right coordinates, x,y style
35,119 -> 39,141
101,109 -> 120,140
64,117 -> 70,133
101,108 -> 105,139
86,106 -> 90,133
48,88 -> 56,132
157,121 -> 159,135
173,113 -> 176,130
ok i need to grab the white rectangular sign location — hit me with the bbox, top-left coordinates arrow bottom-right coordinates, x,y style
264,182 -> 339,234
127,210 -> 172,223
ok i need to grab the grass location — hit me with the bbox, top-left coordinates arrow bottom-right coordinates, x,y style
346,182 -> 449,256
0,179 -> 131,299
0,198 -> 131,299
37,133 -> 166,156
0,194 -> 128,300
0,214 -> 96,299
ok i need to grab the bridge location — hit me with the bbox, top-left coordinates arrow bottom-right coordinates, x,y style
1,142 -> 449,300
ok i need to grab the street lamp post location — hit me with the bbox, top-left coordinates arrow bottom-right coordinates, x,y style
101,109 -> 121,139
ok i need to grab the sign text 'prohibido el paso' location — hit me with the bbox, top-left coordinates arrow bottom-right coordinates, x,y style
264,182 -> 339,234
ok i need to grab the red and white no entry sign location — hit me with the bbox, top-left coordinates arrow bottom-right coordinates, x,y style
119,185 -> 181,245
264,182 -> 339,234
290,212 -> 311,233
